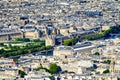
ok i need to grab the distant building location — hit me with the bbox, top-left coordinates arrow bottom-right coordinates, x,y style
0,68 -> 18,79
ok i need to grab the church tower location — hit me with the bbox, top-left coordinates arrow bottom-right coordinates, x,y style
45,36 -> 55,46
110,59 -> 115,72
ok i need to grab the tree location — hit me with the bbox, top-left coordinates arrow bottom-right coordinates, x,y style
0,49 -> 5,54
103,69 -> 109,74
35,67 -> 49,72
0,41 -> 49,58
19,70 -> 26,78
13,58 -> 19,62
63,38 -> 78,46
104,60 -> 111,64
0,43 -> 4,46
32,39 -> 41,42
85,26 -> 120,40
46,45 -> 52,50
48,76 -> 55,80
49,63 -> 59,74
35,67 -> 43,71
94,52 -> 100,55
16,38 -> 30,42
2,53 -> 10,58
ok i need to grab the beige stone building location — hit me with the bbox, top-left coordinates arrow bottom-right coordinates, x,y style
0,35 -> 8,41
60,28 -> 69,36
1,33 -> 23,41
107,77 -> 118,80
24,30 -> 40,39
110,60 -> 120,73
69,27 -> 76,33
0,69 -> 18,79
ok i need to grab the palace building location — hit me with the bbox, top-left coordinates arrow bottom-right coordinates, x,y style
0,28 -> 23,42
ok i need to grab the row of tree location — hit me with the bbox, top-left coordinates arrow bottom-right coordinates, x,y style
16,38 -> 44,42
63,26 -> 120,46
0,41 -> 52,58
63,38 -> 78,46
16,38 -> 30,42
85,26 -> 120,40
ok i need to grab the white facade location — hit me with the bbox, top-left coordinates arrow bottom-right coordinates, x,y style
53,45 -> 73,56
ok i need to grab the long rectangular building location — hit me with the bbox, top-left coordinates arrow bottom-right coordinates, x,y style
0,28 -> 23,42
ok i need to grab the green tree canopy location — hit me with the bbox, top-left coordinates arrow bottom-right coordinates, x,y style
0,43 -> 4,46
85,26 -> 120,40
46,45 -> 52,50
32,39 -> 45,42
103,69 -> 109,74
49,63 -> 59,74
16,38 -> 30,42
104,60 -> 111,64
19,70 -> 26,78
63,38 -> 78,46
94,52 -> 100,55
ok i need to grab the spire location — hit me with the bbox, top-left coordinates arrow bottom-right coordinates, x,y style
110,58 -> 115,72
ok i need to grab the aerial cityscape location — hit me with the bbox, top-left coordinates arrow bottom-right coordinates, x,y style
0,0 -> 120,80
